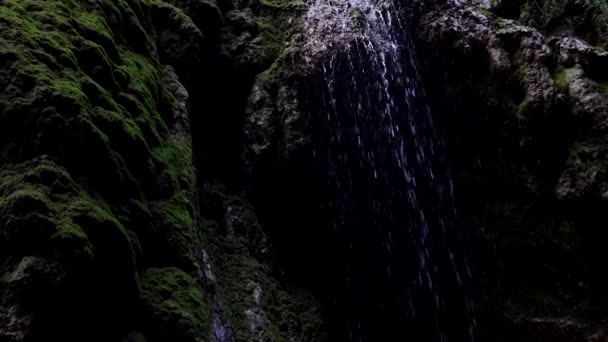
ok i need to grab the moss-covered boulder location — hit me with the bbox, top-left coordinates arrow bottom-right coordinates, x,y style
0,0 -> 202,340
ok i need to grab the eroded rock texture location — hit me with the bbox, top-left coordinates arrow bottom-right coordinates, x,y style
0,0 -> 321,341
240,0 -> 608,340
3,0 -> 608,340
416,0 -> 608,340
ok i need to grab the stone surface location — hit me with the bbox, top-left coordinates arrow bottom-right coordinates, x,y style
0,0 -> 321,341
2,0 -> 608,340
416,1 -> 608,339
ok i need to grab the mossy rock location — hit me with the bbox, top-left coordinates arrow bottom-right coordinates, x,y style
0,0 -> 325,341
0,0 -> 201,339
0,158 -> 143,339
216,252 -> 323,341
0,0 -> 200,268
553,66 -> 572,92
141,267 -> 212,342
196,187 -> 324,341
0,0 -> 179,197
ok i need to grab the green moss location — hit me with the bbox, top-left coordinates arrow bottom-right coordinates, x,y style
566,138 -> 608,169
0,185 -> 55,254
0,188 -> 51,214
0,0 -> 196,252
52,220 -> 95,263
513,54 -> 528,81
164,193 -> 195,229
0,0 -> 323,340
0,0 -> 206,339
256,53 -> 287,84
216,251 -> 322,341
258,0 -> 295,9
476,7 -> 498,20
0,159 -> 128,269
141,267 -> 212,342
152,135 -> 196,188
0,0 -> 176,169
583,0 -> 608,30
552,66 -> 571,92
253,0 -> 304,73
151,192 -> 201,271
516,96 -> 532,120
69,193 -> 136,251
216,254 -> 259,341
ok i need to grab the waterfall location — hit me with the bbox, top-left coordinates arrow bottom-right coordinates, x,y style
298,0 -> 476,340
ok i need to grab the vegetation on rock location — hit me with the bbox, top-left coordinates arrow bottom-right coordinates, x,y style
584,0 -> 608,29
0,0 -> 200,340
198,183 -> 324,341
11,0 -> 608,339
141,267 -> 212,342
0,0 -> 323,340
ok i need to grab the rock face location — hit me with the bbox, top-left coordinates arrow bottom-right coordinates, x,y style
0,0 -> 321,341
3,0 -> 608,340
0,0 -> 202,340
240,0 -> 608,340
415,0 -> 608,340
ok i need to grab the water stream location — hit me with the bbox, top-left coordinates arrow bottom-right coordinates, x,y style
299,0 -> 476,340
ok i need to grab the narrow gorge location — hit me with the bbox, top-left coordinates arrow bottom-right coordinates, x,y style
1,0 -> 608,341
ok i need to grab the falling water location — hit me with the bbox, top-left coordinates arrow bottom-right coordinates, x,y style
299,0 -> 476,340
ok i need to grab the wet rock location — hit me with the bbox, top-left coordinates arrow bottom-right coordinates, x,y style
244,78 -> 279,171
166,0 -> 224,36
509,316 -> 608,342
220,8 -> 272,71
201,182 -> 271,260
556,165 -> 601,199
0,306 -> 32,342
164,65 -> 192,135
417,1 -> 608,340
0,0 -> 324,341
244,307 -> 268,340
551,36 -> 608,81
0,0 -> 208,340
0,256 -> 64,342
562,67 -> 608,126
140,267 -> 212,342
522,0 -> 572,27
199,248 -> 217,285
152,2 -> 205,82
